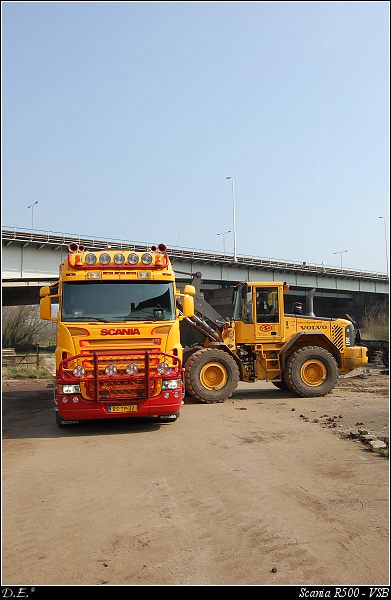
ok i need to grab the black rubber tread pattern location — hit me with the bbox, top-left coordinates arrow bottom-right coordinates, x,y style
184,348 -> 239,403
284,345 -> 339,397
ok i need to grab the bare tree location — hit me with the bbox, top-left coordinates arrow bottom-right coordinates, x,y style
2,305 -> 55,348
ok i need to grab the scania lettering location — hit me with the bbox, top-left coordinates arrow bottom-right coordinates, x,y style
40,244 -> 195,427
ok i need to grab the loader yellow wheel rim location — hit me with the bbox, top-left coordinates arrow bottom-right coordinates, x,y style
200,362 -> 228,390
300,359 -> 327,386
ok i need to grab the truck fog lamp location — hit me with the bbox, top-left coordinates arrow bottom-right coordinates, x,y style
164,392 -> 170,399
72,397 -> 79,403
157,362 -> 170,375
141,252 -> 153,265
72,365 -> 86,378
174,391 -> 180,398
99,253 -> 111,265
126,363 -> 138,375
114,253 -> 125,265
85,253 -> 97,265
105,364 -> 118,376
127,253 -> 139,265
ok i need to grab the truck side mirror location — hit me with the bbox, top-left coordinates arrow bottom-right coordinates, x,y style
184,285 -> 196,295
182,295 -> 194,318
241,283 -> 248,299
40,296 -> 52,320
40,286 -> 51,297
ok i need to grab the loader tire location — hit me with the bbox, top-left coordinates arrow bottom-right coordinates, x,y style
184,348 -> 239,403
285,346 -> 338,397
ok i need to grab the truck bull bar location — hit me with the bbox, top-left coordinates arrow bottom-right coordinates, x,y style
58,350 -> 181,402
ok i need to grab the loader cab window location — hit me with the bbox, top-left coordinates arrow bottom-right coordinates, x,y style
256,287 -> 279,323
233,284 -> 253,323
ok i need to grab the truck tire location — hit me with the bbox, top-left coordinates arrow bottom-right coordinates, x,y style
284,346 -> 338,397
382,349 -> 389,369
184,348 -> 240,403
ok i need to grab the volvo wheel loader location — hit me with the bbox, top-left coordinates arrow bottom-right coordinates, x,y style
178,274 -> 368,402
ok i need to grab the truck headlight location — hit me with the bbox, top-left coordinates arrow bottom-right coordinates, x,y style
73,365 -> 86,378
113,253 -> 125,265
162,379 -> 181,389
128,253 -> 139,265
99,253 -> 111,265
126,363 -> 138,375
141,252 -> 153,265
105,364 -> 117,376
85,253 -> 97,265
157,362 -> 170,375
59,384 -> 81,394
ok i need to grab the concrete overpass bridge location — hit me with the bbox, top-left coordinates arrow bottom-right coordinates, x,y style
2,227 -> 389,323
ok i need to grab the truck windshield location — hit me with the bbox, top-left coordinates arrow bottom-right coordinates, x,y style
61,281 -> 175,322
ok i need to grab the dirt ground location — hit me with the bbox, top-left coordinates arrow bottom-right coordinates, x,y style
1,364 -> 389,587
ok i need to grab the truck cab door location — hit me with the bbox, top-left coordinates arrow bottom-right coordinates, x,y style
253,285 -> 283,342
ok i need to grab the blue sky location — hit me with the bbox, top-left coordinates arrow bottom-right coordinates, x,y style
2,2 -> 389,273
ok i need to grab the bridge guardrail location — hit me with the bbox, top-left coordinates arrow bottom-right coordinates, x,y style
2,227 -> 389,282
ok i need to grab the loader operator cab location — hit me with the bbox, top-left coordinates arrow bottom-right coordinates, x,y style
233,284 -> 279,324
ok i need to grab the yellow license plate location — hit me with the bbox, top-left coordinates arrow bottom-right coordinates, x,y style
108,405 -> 137,413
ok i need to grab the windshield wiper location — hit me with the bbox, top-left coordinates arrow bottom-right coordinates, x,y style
68,316 -> 110,323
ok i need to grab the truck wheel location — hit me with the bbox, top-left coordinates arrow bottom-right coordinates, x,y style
382,349 -> 389,369
184,348 -> 239,403
285,346 -> 338,397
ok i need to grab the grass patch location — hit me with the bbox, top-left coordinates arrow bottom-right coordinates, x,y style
2,364 -> 51,380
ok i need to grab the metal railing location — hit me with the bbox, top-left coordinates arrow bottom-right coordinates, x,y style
2,226 -> 389,282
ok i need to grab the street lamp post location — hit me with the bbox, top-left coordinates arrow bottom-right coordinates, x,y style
334,250 -> 348,269
226,177 -> 237,262
27,201 -> 38,239
217,230 -> 231,256
379,216 -> 389,276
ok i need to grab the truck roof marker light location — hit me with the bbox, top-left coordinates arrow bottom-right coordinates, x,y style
85,253 -> 97,265
155,254 -> 165,266
114,253 -> 125,265
75,254 -> 83,266
128,253 -> 139,265
141,252 -> 153,265
99,253 -> 111,265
